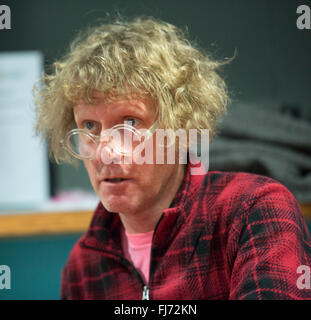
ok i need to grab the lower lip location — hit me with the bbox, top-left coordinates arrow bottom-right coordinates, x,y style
100,179 -> 132,188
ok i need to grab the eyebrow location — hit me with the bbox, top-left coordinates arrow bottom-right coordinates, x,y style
109,101 -> 146,114
73,102 -> 147,123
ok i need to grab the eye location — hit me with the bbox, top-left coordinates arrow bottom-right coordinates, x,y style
86,121 -> 94,130
83,121 -> 101,134
123,117 -> 140,128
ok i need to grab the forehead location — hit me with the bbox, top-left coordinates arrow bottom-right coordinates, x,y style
73,94 -> 156,120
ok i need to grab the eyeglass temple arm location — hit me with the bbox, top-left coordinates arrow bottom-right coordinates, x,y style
148,121 -> 158,134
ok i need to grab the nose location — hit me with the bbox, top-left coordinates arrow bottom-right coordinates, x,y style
95,136 -> 122,164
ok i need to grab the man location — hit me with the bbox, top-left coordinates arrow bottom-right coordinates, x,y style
35,16 -> 311,299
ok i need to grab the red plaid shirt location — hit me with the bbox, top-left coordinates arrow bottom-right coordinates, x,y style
61,162 -> 311,300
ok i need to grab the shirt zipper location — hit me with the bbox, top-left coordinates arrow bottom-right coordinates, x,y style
142,285 -> 149,300
141,214 -> 164,300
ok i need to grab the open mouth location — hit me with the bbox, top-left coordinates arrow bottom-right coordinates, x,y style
104,178 -> 127,183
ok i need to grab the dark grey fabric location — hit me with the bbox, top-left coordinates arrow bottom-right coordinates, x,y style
209,102 -> 311,202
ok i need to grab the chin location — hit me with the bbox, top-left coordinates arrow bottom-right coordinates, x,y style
100,195 -> 136,214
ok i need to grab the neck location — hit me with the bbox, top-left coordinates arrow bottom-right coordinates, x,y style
119,164 -> 186,234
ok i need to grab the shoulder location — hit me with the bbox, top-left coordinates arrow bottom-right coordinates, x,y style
207,170 -> 288,194
204,170 -> 297,205
193,170 -> 304,226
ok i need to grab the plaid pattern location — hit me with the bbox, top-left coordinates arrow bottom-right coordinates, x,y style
61,162 -> 311,300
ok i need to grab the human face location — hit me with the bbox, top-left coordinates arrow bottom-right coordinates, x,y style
73,95 -> 185,216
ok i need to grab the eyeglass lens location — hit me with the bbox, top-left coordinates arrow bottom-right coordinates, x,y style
67,127 -> 147,158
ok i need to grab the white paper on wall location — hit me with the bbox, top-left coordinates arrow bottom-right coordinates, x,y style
0,51 -> 50,212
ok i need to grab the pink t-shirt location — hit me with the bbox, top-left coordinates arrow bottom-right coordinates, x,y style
121,228 -> 154,284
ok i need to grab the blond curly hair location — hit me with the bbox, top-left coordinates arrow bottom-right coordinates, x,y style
34,16 -> 230,163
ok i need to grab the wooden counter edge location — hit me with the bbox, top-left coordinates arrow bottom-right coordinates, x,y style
299,203 -> 311,220
0,203 -> 311,238
0,210 -> 94,238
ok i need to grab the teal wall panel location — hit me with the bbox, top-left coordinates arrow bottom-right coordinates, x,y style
0,233 -> 83,300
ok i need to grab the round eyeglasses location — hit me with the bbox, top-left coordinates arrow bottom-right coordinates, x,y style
60,121 -> 158,160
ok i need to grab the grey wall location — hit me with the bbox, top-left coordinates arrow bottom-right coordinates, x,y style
1,0 -> 310,194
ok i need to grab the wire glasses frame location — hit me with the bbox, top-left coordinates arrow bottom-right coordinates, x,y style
60,121 -> 158,160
